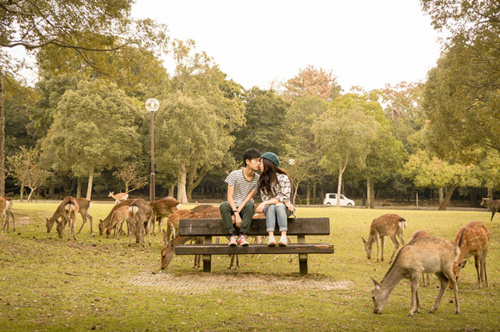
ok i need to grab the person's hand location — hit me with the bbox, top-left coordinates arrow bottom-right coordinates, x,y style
256,202 -> 266,213
285,202 -> 295,212
235,213 -> 242,228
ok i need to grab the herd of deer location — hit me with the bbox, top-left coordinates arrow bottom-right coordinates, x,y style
3,193 -> 496,317
363,212 -> 491,317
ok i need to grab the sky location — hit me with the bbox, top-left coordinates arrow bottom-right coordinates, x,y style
131,0 -> 444,92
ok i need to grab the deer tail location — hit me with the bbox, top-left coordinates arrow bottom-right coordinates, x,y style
129,205 -> 139,217
399,218 -> 407,231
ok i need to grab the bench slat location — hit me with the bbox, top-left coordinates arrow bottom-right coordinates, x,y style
178,217 -> 330,236
175,243 -> 334,255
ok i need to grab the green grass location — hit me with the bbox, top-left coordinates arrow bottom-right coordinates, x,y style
1,203 -> 499,331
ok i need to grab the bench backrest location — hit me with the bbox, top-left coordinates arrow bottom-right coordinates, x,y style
178,218 -> 330,237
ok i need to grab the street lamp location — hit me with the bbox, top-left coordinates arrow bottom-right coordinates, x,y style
146,98 -> 159,202
288,159 -> 295,205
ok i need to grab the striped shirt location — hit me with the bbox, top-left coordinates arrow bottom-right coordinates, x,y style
225,169 -> 260,207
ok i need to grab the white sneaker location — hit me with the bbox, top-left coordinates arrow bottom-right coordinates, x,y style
268,236 -> 276,247
278,236 -> 288,246
228,235 -> 237,247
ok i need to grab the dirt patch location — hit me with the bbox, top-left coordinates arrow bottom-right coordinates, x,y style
130,272 -> 353,293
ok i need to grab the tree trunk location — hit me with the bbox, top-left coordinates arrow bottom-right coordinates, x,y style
313,182 -> 317,205
439,187 -> 444,205
27,187 -> 37,202
306,183 -> 310,205
0,70 -> 5,196
488,187 -> 493,200
177,164 -> 188,204
336,172 -> 343,208
76,178 -> 82,198
438,184 -> 458,210
169,184 -> 175,198
86,173 -> 93,200
20,183 -> 25,201
366,178 -> 375,209
186,163 -> 206,203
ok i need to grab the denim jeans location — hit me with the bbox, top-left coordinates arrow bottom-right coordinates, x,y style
263,203 -> 289,232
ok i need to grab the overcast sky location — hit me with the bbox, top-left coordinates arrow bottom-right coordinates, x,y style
132,0 -> 444,92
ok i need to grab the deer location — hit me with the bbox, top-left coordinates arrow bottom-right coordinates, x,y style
98,199 -> 136,236
105,205 -> 131,240
371,236 -> 460,317
74,197 -> 93,234
362,214 -> 407,263
0,196 -> 15,232
408,230 -> 431,286
128,199 -> 155,247
46,197 -> 91,235
480,198 -> 500,221
108,191 -> 129,204
452,221 -> 490,289
149,197 -> 181,233
45,196 -> 79,241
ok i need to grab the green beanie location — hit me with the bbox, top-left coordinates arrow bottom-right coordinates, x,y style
261,152 -> 280,167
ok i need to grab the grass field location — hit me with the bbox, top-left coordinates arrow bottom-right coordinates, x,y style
0,202 -> 499,331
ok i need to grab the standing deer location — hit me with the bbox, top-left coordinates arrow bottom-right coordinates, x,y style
408,230 -> 431,286
480,198 -> 500,221
362,214 -> 407,263
0,196 -> 15,232
45,196 -> 79,241
149,197 -> 181,233
106,205 -> 130,239
452,221 -> 490,288
98,199 -> 136,235
371,236 -> 460,316
108,191 -> 129,204
128,199 -> 155,247
75,197 -> 93,234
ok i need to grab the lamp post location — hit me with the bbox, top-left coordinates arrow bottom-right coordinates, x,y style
288,159 -> 295,205
146,98 -> 159,202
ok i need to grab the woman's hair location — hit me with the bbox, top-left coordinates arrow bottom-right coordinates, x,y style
258,158 -> 288,196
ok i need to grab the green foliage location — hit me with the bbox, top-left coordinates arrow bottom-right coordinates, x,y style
40,80 -> 142,177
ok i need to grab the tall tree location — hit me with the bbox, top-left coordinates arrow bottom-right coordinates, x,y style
40,80 -> 142,199
313,95 -> 378,207
282,65 -> 342,102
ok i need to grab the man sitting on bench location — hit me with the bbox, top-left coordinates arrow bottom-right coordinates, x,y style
219,148 -> 261,247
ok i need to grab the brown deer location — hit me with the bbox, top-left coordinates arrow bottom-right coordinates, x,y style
98,199 -> 136,235
108,191 -> 129,204
106,205 -> 130,239
480,198 -> 500,221
362,214 -> 407,263
75,197 -> 93,234
128,199 -> 155,247
408,230 -> 431,286
452,221 -> 490,288
149,196 -> 181,233
371,236 -> 460,317
45,196 -> 79,241
0,196 -> 15,232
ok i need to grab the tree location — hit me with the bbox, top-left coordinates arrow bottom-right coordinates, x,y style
7,146 -> 52,201
40,80 -> 142,199
282,65 -> 342,102
113,161 -> 148,194
402,150 -> 481,210
313,96 -> 379,207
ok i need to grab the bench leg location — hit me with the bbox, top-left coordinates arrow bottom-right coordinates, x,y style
203,254 -> 212,272
299,253 -> 308,274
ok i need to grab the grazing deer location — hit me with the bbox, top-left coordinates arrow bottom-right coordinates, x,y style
128,199 -> 155,247
371,236 -> 460,317
452,221 -> 490,288
108,191 -> 129,204
0,196 -> 15,232
98,199 -> 136,236
480,198 -> 500,221
149,197 -> 181,233
408,230 -> 431,286
106,205 -> 130,239
362,214 -> 407,263
75,197 -> 93,234
45,196 -> 79,241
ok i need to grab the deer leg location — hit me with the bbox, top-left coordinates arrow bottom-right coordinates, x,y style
409,274 -> 421,316
388,236 -> 400,264
375,235 -> 381,262
77,215 -> 86,234
491,211 -> 495,221
474,256 -> 482,288
482,253 -> 489,287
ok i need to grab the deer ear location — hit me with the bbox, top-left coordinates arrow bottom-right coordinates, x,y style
458,260 -> 467,269
371,277 -> 381,289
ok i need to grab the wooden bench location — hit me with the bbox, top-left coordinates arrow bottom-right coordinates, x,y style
175,217 -> 334,274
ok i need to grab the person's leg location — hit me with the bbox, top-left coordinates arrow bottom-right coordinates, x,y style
239,201 -> 255,235
219,201 -> 235,235
264,204 -> 277,246
276,203 -> 288,246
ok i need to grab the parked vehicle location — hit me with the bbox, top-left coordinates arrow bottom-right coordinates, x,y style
323,193 -> 355,207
